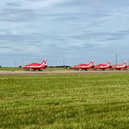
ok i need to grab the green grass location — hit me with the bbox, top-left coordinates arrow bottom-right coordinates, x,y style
0,73 -> 129,129
0,67 -> 67,71
0,67 -> 22,71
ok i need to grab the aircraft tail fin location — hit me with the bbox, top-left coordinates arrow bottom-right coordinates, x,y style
41,59 -> 47,65
107,61 -> 111,65
122,62 -> 127,65
89,61 -> 94,65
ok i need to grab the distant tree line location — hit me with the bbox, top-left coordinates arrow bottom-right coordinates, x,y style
48,65 -> 70,68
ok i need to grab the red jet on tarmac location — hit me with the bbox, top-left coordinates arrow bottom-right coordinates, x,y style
95,61 -> 111,70
22,59 -> 47,71
71,61 -> 94,70
112,62 -> 127,70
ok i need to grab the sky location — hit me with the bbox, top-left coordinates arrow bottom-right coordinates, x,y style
0,0 -> 129,66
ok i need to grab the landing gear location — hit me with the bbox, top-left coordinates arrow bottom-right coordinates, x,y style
25,68 -> 30,71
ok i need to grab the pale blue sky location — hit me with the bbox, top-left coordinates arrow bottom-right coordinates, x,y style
0,0 -> 129,66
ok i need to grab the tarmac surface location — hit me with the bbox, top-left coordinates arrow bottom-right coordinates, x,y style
0,70 -> 129,75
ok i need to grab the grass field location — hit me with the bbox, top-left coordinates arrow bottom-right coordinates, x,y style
0,73 -> 129,129
0,67 -> 22,71
0,67 -> 68,71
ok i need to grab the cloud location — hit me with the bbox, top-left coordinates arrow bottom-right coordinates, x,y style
27,0 -> 64,9
0,0 -> 70,23
4,0 -> 66,10
1,0 -> 129,65
0,8 -> 36,22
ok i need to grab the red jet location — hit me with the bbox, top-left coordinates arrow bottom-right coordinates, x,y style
95,61 -> 111,70
112,62 -> 127,70
22,59 -> 47,71
71,61 -> 94,70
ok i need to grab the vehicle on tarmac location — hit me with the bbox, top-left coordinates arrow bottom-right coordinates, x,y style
95,61 -> 111,70
22,59 -> 47,71
112,62 -> 127,70
70,61 -> 94,70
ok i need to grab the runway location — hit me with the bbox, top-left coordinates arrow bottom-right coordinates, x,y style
0,70 -> 129,75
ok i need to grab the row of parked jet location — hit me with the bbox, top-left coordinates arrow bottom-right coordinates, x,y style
22,59 -> 129,71
71,61 -> 128,70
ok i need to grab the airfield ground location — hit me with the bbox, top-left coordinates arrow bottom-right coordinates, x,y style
0,70 -> 129,76
0,70 -> 129,129
0,66 -> 129,75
